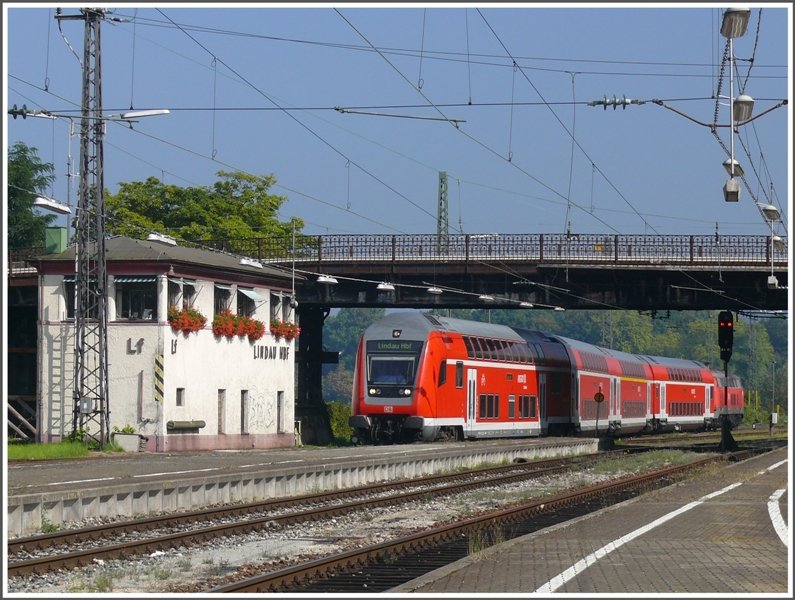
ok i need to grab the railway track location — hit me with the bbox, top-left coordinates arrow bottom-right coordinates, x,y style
8,452 -> 609,577
209,447 -> 763,593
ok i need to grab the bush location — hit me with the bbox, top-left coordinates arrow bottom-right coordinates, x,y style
326,401 -> 353,444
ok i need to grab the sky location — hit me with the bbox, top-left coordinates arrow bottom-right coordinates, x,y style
4,2 -> 791,241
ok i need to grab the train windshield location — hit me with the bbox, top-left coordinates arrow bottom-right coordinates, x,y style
368,357 -> 416,385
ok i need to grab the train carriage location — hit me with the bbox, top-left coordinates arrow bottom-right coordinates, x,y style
349,312 -> 744,444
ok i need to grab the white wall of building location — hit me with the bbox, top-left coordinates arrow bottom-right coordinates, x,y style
37,273 -> 297,451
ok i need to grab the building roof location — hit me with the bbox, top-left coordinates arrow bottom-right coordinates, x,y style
33,235 -> 299,282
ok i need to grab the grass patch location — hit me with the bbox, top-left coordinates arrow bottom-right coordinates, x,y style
589,449 -> 702,475
7,441 -> 92,461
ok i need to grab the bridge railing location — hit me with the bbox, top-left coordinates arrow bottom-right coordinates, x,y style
192,233 -> 787,268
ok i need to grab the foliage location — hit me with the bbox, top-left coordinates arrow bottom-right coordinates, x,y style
324,365 -> 355,402
168,305 -> 207,334
112,424 -> 137,434
212,309 -> 265,342
326,401 -> 353,443
323,307 -> 385,371
7,440 -> 91,461
104,170 -> 303,252
7,142 -> 57,249
270,319 -> 300,340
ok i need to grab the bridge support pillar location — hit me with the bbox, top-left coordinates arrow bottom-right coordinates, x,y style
295,305 -> 333,446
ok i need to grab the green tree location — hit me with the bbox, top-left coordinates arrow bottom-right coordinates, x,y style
324,365 -> 355,402
7,142 -> 56,249
104,171 -> 302,251
323,308 -> 386,371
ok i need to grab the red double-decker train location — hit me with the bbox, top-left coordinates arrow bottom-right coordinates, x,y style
349,312 -> 744,444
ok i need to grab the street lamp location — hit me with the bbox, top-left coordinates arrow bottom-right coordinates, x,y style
34,196 -> 72,215
720,7 -> 752,202
758,203 -> 781,289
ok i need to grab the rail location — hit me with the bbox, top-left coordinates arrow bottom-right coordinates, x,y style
189,233 -> 787,268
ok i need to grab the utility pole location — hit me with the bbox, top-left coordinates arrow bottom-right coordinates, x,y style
57,8 -> 110,446
437,171 -> 449,254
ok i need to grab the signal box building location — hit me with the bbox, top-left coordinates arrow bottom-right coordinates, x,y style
32,235 -> 300,452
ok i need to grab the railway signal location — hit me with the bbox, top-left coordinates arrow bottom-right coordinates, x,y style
718,310 -> 734,362
717,310 -> 737,452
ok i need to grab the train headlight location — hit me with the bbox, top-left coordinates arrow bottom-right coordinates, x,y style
403,388 -> 412,396
369,388 -> 376,396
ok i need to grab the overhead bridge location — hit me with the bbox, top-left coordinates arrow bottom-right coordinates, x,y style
203,232 -> 788,312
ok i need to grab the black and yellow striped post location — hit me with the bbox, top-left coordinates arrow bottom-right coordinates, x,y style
154,354 -> 164,402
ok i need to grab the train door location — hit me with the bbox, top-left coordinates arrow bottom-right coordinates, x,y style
538,373 -> 547,427
660,384 -> 667,415
647,382 -> 652,416
707,385 -> 714,415
466,369 -> 477,436
611,377 -> 619,420
571,373 -> 579,422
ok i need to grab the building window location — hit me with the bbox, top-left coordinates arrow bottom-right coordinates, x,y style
241,390 -> 249,434
63,276 -> 99,319
277,391 -> 285,433
176,387 -> 185,407
64,278 -> 75,319
214,284 -> 232,314
270,292 -> 282,322
218,389 -> 226,434
237,287 -> 265,318
168,278 -> 197,310
115,276 -> 157,320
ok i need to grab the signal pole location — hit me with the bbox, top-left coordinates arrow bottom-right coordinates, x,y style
56,8 -> 110,446
717,310 -> 737,452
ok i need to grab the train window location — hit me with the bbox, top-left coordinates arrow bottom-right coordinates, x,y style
495,340 -> 507,361
488,394 -> 499,418
479,394 -> 499,418
508,395 -> 515,419
518,344 -> 532,363
455,362 -> 464,388
472,338 -> 485,359
463,337 -> 476,358
368,357 -> 415,385
506,373 -> 513,381
519,395 -> 537,418
438,360 -> 447,386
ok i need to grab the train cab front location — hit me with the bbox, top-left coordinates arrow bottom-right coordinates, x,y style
350,338 -> 424,444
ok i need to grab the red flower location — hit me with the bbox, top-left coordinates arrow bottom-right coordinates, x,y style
168,305 -> 207,335
213,310 -> 264,342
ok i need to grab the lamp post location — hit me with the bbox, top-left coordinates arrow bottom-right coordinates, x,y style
720,7 -> 751,202
758,203 -> 781,289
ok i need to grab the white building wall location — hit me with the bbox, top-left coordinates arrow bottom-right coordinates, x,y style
38,274 -> 296,451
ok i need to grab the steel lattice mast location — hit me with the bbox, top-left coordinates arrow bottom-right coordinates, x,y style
61,8 -> 109,445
